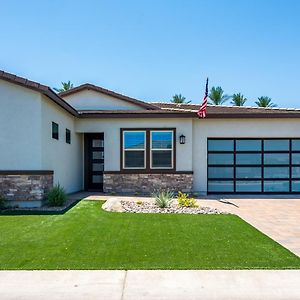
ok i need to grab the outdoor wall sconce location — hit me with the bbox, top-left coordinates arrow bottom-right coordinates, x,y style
179,134 -> 186,144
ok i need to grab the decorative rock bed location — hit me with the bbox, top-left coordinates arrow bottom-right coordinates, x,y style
120,200 -> 227,215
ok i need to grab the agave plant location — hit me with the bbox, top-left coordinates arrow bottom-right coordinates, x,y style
152,190 -> 174,208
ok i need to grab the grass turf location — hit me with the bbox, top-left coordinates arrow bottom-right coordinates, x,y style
0,200 -> 299,270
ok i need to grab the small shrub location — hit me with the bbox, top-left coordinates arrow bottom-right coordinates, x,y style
134,191 -> 140,196
0,194 -> 6,210
136,200 -> 143,205
152,190 -> 174,208
47,184 -> 66,207
177,191 -> 198,208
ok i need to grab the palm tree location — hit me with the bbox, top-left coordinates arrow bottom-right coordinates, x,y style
170,94 -> 191,104
255,96 -> 277,108
54,81 -> 74,93
231,93 -> 247,106
208,86 -> 231,105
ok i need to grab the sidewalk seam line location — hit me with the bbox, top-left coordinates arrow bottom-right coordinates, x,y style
121,270 -> 128,300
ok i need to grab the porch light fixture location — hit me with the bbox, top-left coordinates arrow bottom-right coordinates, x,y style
179,134 -> 186,144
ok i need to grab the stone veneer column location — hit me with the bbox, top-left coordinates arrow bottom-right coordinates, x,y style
0,171 -> 53,207
103,172 -> 193,194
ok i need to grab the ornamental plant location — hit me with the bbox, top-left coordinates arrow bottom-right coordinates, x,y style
47,183 -> 67,207
177,191 -> 198,208
152,190 -> 174,208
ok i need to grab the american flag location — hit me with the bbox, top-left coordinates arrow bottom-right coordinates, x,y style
197,78 -> 209,118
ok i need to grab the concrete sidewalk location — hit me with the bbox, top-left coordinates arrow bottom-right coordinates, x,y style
1,270 -> 300,300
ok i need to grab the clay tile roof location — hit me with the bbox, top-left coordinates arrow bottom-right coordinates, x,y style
59,83 -> 158,110
0,70 -> 78,116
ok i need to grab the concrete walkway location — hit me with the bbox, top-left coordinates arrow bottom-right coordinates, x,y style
1,270 -> 300,299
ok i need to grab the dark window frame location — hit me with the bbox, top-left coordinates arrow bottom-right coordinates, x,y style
52,122 -> 59,140
207,138 -> 300,194
66,128 -> 71,144
120,128 -> 176,172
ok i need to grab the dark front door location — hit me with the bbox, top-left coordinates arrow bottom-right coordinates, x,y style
84,133 -> 104,191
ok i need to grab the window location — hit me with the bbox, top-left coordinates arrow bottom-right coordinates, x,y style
66,129 -> 71,144
52,122 -> 59,140
121,128 -> 175,170
123,131 -> 146,169
150,131 -> 173,169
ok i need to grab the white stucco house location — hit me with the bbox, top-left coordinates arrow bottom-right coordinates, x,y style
1,70 -> 300,207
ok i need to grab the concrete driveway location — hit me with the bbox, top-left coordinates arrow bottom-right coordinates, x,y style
199,197 -> 300,257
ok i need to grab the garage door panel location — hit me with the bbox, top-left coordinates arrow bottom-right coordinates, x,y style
207,138 -> 300,194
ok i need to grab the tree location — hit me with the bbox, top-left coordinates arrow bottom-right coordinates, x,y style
170,94 -> 191,104
231,93 -> 247,106
208,86 -> 231,105
255,96 -> 277,108
54,81 -> 74,93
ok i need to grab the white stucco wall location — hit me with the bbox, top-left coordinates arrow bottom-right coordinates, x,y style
41,95 -> 83,193
0,80 -> 42,169
62,89 -> 145,111
193,118 -> 300,193
76,118 -> 193,172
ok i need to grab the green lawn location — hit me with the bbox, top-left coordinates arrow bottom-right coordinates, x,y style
0,200 -> 299,270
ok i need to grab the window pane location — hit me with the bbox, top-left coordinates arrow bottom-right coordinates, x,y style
236,181 -> 262,192
236,140 -> 261,151
264,140 -> 289,151
292,167 -> 300,178
208,167 -> 233,179
207,181 -> 234,192
66,129 -> 71,144
236,167 -> 261,179
264,167 -> 289,178
124,131 -> 145,149
92,139 -> 104,147
264,153 -> 289,165
292,140 -> 300,151
208,140 -> 233,151
52,122 -> 59,140
151,131 -> 172,149
264,181 -> 289,192
124,151 -> 145,168
93,163 -> 104,171
92,151 -> 104,159
292,181 -> 300,192
151,150 -> 172,168
236,153 -> 261,165
292,153 -> 300,165
208,153 -> 233,165
92,175 -> 103,183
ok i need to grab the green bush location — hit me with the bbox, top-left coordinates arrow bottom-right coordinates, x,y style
152,190 -> 174,208
0,194 -> 6,210
177,191 -> 198,208
47,184 -> 67,207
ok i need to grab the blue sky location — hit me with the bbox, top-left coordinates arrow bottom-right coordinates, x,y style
1,0 -> 300,107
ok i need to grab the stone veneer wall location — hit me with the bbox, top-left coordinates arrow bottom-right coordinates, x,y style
103,172 -> 193,194
0,171 -> 53,207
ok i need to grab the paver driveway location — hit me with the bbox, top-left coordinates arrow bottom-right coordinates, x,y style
200,197 -> 300,257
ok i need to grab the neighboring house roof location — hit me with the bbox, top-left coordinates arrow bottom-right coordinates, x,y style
1,69 -> 300,119
58,83 -> 158,110
0,70 -> 78,116
152,102 -> 300,118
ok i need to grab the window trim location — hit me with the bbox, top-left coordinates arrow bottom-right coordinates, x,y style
150,130 -> 174,169
122,130 -> 146,170
52,122 -> 59,140
120,128 -> 176,172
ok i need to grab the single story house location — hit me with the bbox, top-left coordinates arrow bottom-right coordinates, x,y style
1,70 -> 300,207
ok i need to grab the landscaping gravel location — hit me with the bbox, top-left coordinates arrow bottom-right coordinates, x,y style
121,200 -> 227,214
